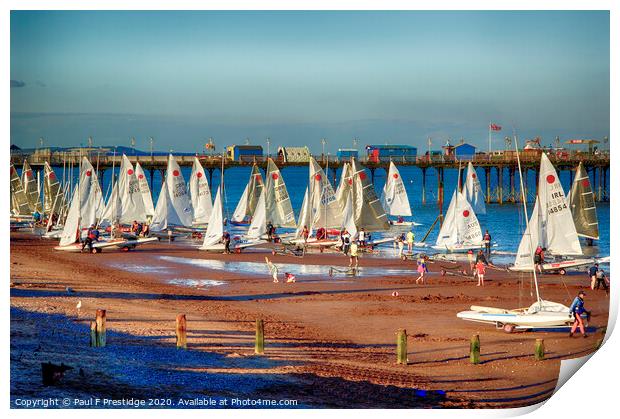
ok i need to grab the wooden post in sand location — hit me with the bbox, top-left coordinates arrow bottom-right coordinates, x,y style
534,339 -> 545,361
470,334 -> 480,364
176,314 -> 187,349
95,309 -> 106,347
255,319 -> 265,355
396,329 -> 408,365
90,321 -> 97,347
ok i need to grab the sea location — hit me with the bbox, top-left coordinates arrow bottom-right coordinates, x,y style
52,163 -> 610,265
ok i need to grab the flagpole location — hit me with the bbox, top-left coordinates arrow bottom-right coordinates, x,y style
488,122 -> 491,153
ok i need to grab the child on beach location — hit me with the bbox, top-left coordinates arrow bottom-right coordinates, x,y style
476,260 -> 486,286
415,257 -> 427,284
349,241 -> 359,269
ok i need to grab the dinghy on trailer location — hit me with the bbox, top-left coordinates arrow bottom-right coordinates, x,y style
134,162 -> 155,218
99,154 -> 148,226
150,154 -> 194,234
198,187 -> 225,252
459,140 -> 580,331
431,191 -> 484,253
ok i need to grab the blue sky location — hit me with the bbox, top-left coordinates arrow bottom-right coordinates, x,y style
10,10 -> 610,153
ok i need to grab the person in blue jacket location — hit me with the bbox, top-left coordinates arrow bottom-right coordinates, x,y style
569,290 -> 590,338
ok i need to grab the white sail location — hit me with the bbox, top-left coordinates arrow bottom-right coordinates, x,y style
341,190 -> 357,238
513,197 -> 542,270
264,158 -> 296,227
10,163 -> 31,216
294,187 -> 312,238
335,162 -> 351,210
150,182 -> 171,231
309,157 -> 343,229
435,191 -> 482,247
350,159 -> 389,231
464,162 -> 486,215
79,157 -> 104,229
99,155 -> 146,224
380,161 -> 412,216
247,189 -> 267,239
22,161 -> 42,213
232,165 -> 263,223
59,188 -> 80,247
189,156 -> 213,224
538,153 -> 582,255
135,162 -> 155,217
232,184 -> 250,223
201,187 -> 223,247
43,162 -> 63,216
152,155 -> 193,229
118,155 -> 147,223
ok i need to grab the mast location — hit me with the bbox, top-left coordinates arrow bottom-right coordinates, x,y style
514,134 -> 542,305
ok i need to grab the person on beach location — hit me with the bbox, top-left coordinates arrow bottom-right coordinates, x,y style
589,263 -> 599,290
267,221 -> 274,242
569,290 -> 590,338
415,256 -> 427,284
140,223 -> 150,237
396,235 -> 405,258
131,220 -> 140,235
342,230 -> 351,255
222,231 -> 231,254
467,249 -> 475,276
475,250 -> 488,266
483,230 -> 492,255
534,246 -> 545,274
302,225 -> 309,243
316,227 -> 326,241
476,260 -> 486,286
265,257 -> 279,283
406,230 -> 415,253
359,228 -> 366,247
81,224 -> 99,253
594,268 -> 609,293
349,240 -> 359,269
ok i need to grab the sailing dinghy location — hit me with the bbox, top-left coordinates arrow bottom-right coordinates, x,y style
463,161 -> 486,215
381,161 -> 417,226
458,143 -> 577,331
189,156 -> 213,227
568,162 -> 599,244
231,164 -> 263,226
150,155 -> 194,235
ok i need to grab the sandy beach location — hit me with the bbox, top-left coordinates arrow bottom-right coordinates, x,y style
10,232 -> 609,408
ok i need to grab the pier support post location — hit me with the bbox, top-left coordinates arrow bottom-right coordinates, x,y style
497,166 -> 503,204
176,314 -> 187,349
509,167 -> 515,203
596,167 -> 603,202
522,168 -> 528,203
470,334 -> 480,364
534,339 -> 545,361
396,328 -> 408,365
485,168 -> 491,204
255,319 -> 265,355
370,167 -> 376,183
159,169 -> 166,185
535,168 -> 540,197
149,169 -> 155,191
437,168 -> 444,225
569,168 -> 573,186
421,168 -> 427,205
207,168 -> 214,188
603,168 -> 608,201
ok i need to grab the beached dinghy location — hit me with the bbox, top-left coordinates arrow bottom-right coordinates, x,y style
459,141 -> 580,332
198,187 -> 226,252
457,301 -> 573,331
134,162 -> 155,219
431,190 -> 484,253
508,153 -> 601,274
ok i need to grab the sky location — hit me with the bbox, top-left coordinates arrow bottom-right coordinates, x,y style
10,10 -> 610,153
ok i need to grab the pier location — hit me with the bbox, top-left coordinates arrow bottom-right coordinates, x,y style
10,148 -> 610,203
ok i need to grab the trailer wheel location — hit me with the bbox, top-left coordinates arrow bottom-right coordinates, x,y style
559,268 -> 567,275
503,324 -> 516,333
121,247 -> 130,252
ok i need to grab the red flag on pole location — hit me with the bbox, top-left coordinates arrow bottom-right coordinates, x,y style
490,123 -> 502,131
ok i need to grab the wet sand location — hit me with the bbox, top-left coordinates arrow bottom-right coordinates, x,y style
10,232 -> 610,408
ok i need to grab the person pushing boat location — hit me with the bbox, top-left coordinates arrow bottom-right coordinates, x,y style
569,291 -> 590,338
81,225 -> 100,253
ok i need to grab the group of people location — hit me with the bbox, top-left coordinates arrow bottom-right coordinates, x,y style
467,249 -> 491,286
395,230 -> 415,257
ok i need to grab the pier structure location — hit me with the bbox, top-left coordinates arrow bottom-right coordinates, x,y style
10,149 -> 610,203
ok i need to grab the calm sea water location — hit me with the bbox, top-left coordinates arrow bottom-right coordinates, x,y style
46,163 -> 610,259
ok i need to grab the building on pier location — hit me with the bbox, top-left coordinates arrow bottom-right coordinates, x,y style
366,144 -> 417,163
226,145 -> 263,162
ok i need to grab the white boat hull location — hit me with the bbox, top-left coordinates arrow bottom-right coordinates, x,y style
54,237 -> 158,252
457,310 -> 573,328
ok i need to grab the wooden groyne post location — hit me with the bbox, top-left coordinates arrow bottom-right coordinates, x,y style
396,328 -> 408,365
470,334 -> 480,364
176,314 -> 187,349
90,309 -> 106,347
255,319 -> 265,355
534,338 -> 545,361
